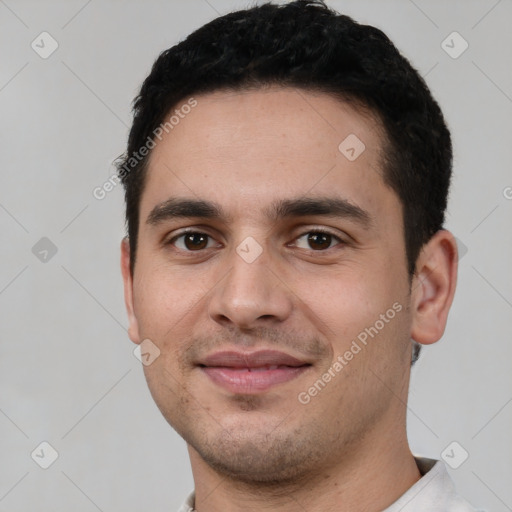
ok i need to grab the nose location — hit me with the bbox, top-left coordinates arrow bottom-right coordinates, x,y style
208,242 -> 294,329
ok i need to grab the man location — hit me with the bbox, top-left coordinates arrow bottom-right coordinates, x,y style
118,1 -> 477,510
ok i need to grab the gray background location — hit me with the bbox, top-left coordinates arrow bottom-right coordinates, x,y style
1,0 -> 511,511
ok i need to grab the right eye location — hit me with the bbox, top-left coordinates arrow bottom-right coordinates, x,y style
168,231 -> 219,252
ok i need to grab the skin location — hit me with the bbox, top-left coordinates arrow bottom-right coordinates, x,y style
121,87 -> 458,512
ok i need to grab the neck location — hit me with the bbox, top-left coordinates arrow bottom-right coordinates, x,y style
188,423 -> 421,512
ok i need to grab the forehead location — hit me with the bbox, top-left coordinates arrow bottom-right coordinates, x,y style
139,87 -> 397,226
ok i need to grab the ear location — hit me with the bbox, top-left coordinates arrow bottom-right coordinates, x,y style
410,229 -> 458,345
120,237 -> 141,344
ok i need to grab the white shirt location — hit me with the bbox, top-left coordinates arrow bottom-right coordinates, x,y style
177,457 -> 478,512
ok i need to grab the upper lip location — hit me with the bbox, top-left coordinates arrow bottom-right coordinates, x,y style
199,349 -> 310,368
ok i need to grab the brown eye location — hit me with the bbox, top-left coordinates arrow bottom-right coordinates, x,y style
294,230 -> 342,251
171,232 -> 214,251
184,233 -> 208,250
307,232 -> 333,250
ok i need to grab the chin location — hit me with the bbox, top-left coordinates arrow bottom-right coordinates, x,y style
197,441 -> 310,484
185,418 -> 329,485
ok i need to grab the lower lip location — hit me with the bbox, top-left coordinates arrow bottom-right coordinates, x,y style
201,366 -> 310,394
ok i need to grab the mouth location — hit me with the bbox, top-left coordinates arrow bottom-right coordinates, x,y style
198,349 -> 312,394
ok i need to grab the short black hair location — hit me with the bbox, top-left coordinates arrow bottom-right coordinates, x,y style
118,0 -> 452,287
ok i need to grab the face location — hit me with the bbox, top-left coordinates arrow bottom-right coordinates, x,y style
122,87 -> 426,483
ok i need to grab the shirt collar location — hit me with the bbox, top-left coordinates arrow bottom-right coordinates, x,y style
383,457 -> 476,511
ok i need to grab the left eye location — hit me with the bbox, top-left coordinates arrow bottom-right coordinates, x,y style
294,231 -> 342,251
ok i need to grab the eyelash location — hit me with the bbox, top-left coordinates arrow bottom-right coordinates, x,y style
166,228 -> 345,253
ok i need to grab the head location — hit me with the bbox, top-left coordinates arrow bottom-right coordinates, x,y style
119,0 -> 457,484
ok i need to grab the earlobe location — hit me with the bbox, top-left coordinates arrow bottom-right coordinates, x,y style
410,230 -> 458,346
120,237 -> 141,344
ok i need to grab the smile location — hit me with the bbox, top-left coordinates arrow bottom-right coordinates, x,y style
198,349 -> 312,394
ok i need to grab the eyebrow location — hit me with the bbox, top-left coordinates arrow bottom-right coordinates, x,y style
146,196 -> 373,228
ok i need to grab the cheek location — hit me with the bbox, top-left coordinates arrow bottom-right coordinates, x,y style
132,266 -> 190,338
298,265 -> 375,319
291,261 -> 409,354
131,264 -> 216,370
